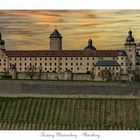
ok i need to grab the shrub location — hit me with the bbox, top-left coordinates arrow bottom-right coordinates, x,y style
1,75 -> 12,80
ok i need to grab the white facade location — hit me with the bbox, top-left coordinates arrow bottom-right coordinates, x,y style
0,30 -> 140,81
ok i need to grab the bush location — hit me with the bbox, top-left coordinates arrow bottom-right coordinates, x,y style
1,75 -> 12,80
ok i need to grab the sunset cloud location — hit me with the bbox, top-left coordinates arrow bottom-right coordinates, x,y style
0,10 -> 140,50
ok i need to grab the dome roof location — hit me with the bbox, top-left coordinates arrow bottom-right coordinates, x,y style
126,30 -> 135,42
84,39 -> 96,51
49,29 -> 62,38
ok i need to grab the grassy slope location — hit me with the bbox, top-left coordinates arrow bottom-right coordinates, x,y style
0,97 -> 140,130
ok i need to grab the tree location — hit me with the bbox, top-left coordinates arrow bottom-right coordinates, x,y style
91,71 -> 95,80
26,65 -> 36,79
38,65 -> 43,80
100,69 -> 112,81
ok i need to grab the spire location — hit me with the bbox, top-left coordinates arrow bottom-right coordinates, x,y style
49,27 -> 62,38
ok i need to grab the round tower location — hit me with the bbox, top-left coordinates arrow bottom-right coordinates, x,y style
0,33 -> 5,50
49,28 -> 62,51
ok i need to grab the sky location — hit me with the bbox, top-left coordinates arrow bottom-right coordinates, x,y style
0,10 -> 140,50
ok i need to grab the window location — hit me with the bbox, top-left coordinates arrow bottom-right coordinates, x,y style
98,67 -> 100,70
30,58 -> 32,61
35,63 -> 37,66
20,58 -> 22,61
45,58 -> 47,60
76,58 -> 78,60
40,58 -> 42,60
71,63 -> 73,66
54,58 -> 57,60
25,63 -> 27,66
92,63 -> 94,66
77,68 -> 79,70
65,58 -> 67,60
55,63 -> 57,66
15,58 -> 16,61
121,57 -> 123,60
71,58 -> 73,60
65,63 -> 67,66
45,63 -> 47,66
50,58 -> 52,60
116,67 -> 118,70
76,63 -> 78,66
130,63 -> 132,66
87,63 -> 89,66
25,58 -> 27,61
80,58 -> 82,60
92,58 -> 94,60
71,68 -> 73,70
80,63 -> 82,66
20,63 -> 22,66
87,58 -> 89,60
40,63 -> 42,66
87,68 -> 88,70
50,63 -> 52,66
60,63 -> 62,66
121,63 -> 123,65
60,58 -> 62,60
98,72 -> 100,76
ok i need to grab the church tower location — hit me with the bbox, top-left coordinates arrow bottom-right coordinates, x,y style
49,28 -> 62,51
125,30 -> 136,71
0,33 -> 5,50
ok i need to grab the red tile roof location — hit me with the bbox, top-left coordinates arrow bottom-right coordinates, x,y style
4,50 -> 122,57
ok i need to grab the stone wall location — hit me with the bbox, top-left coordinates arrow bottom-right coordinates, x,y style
0,80 -> 140,96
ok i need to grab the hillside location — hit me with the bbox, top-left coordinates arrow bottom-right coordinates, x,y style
0,80 -> 140,96
0,97 -> 140,130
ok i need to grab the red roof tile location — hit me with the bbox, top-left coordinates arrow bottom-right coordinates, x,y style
4,50 -> 120,57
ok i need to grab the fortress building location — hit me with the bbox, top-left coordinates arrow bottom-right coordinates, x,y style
0,29 -> 140,81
